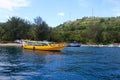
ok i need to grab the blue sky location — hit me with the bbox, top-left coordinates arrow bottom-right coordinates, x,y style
0,0 -> 120,27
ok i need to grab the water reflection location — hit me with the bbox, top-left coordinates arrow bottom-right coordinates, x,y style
23,49 -> 64,55
0,47 -> 65,79
22,49 -> 65,69
21,49 -> 66,80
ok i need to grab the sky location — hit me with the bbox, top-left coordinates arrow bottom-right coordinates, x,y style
0,0 -> 120,27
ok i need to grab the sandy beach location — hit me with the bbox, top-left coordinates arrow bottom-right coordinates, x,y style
0,43 -> 22,46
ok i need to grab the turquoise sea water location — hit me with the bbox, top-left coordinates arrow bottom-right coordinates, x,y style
0,46 -> 120,80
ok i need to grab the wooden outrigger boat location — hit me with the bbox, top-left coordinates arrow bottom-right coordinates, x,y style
22,40 -> 66,51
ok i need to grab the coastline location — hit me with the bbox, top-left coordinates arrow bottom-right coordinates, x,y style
0,43 -> 22,46
0,43 -> 120,47
81,44 -> 120,47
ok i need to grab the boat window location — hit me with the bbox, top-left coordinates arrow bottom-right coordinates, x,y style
42,43 -> 48,46
28,42 -> 35,46
49,42 -> 54,46
35,42 -> 41,46
35,42 -> 48,46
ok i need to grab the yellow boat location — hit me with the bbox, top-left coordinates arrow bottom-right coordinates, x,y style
22,40 -> 66,51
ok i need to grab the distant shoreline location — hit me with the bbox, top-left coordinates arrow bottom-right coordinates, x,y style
0,43 -> 22,46
81,44 -> 120,47
0,43 -> 120,47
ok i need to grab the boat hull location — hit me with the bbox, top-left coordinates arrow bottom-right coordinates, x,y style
23,45 -> 66,51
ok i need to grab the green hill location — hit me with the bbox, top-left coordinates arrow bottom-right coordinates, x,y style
53,17 -> 120,44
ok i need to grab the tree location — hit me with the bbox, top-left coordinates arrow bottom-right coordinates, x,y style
0,23 -> 5,41
4,17 -> 32,41
34,17 -> 50,41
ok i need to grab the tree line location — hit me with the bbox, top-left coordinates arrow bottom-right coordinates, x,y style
0,16 -> 52,42
0,16 -> 120,44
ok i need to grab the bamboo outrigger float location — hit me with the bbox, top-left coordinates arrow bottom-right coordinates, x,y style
22,40 -> 66,51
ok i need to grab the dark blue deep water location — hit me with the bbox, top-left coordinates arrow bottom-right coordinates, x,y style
0,46 -> 120,80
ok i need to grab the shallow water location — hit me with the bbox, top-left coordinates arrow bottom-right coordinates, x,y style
0,46 -> 120,80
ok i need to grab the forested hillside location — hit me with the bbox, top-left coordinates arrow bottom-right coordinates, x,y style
54,17 -> 120,44
0,16 -> 120,44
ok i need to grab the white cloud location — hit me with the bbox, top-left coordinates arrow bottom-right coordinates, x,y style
57,12 -> 65,17
0,0 -> 30,11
